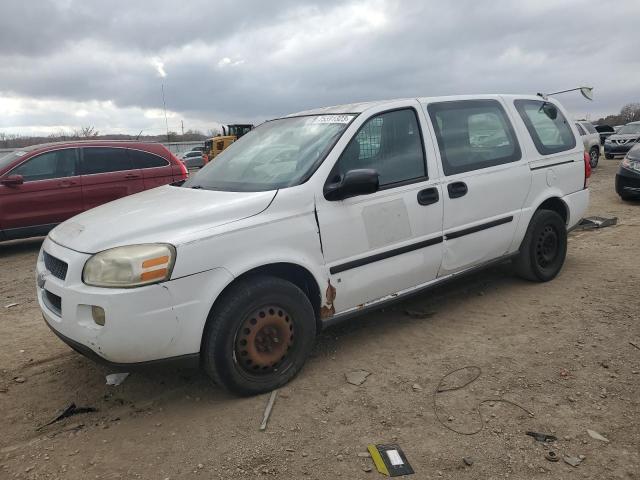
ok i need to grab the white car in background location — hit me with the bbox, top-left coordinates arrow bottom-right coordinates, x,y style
37,94 -> 590,395
574,120 -> 601,168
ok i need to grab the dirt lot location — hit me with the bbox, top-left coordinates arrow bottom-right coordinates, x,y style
1,158 -> 639,479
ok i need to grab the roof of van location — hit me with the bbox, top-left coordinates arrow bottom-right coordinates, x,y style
286,94 -> 550,117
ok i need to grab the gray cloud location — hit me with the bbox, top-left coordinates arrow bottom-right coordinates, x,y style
1,0 -> 639,135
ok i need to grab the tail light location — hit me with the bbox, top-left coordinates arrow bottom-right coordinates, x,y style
583,151 -> 591,188
177,155 -> 188,178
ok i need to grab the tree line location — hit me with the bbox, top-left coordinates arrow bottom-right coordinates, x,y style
594,103 -> 640,126
0,127 -> 209,149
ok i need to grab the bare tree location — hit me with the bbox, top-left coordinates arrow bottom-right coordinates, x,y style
620,103 -> 640,123
79,126 -> 99,138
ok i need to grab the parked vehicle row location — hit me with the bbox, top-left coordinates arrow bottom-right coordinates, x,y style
0,141 -> 187,241
36,94 -> 590,395
604,121 -> 640,159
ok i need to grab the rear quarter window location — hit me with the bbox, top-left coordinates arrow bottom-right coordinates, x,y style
129,149 -> 169,168
514,100 -> 576,155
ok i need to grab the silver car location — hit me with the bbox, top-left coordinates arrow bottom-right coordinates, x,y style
575,121 -> 601,168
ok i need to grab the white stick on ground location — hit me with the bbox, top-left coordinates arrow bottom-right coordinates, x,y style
259,389 -> 278,431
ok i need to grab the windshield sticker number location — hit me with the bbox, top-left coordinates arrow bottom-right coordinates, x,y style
311,115 -> 354,124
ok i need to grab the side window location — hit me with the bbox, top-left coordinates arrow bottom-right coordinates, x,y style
11,149 -> 77,181
129,149 -> 169,168
585,123 -> 597,134
333,109 -> 426,186
514,100 -> 576,155
81,147 -> 133,174
575,123 -> 586,136
427,100 -> 521,176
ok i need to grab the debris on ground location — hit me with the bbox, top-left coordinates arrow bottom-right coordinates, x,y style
37,403 -> 97,430
259,389 -> 278,431
463,456 -> 474,466
105,372 -> 130,386
563,455 -> 585,467
526,431 -> 558,443
586,429 -> 609,443
544,451 -> 559,462
4,302 -> 19,308
12,376 -> 26,384
345,369 -> 371,386
411,383 -> 422,392
367,444 -> 414,477
630,341 -> 640,351
403,309 -> 435,319
575,216 -> 618,230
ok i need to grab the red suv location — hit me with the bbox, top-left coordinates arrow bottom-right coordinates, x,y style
0,141 -> 187,241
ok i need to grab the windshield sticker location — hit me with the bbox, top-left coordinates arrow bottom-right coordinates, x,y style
311,115 -> 354,124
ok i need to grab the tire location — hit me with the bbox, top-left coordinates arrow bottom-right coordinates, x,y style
201,275 -> 316,396
513,209 -> 567,282
589,147 -> 599,168
605,154 -> 614,160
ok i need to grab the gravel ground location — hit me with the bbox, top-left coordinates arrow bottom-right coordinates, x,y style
1,157 -> 639,479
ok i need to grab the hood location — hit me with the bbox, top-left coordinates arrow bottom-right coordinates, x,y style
49,185 -> 276,253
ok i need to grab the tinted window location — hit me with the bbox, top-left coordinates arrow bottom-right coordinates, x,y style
514,100 -> 576,155
129,149 -> 169,168
575,123 -> 586,136
81,147 -> 133,174
11,149 -> 77,181
332,109 -> 426,186
428,100 -> 521,175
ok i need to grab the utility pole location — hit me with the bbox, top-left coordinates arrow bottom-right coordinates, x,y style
181,120 -> 184,136
161,83 -> 170,143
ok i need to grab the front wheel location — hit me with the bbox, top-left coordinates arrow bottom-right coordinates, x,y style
605,153 -> 614,160
513,209 -> 567,282
201,275 -> 316,396
589,147 -> 599,168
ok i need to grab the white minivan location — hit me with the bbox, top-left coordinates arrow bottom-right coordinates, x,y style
37,94 -> 590,395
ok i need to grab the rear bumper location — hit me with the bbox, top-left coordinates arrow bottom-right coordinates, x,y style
563,188 -> 590,230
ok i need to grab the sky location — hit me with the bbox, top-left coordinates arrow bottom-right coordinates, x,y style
0,0 -> 639,137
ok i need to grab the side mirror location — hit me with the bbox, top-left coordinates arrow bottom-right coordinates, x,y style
324,169 -> 379,201
0,175 -> 24,187
541,102 -> 558,120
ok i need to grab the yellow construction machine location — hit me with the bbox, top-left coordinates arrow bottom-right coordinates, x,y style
203,124 -> 253,163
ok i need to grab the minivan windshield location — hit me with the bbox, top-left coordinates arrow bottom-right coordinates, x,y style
183,114 -> 355,191
617,123 -> 640,135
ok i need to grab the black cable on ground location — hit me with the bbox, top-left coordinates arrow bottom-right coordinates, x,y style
433,365 -> 535,435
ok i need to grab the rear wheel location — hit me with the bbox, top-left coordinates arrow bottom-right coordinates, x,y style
513,209 -> 567,282
201,275 -> 316,396
589,147 -> 599,168
605,153 -> 614,160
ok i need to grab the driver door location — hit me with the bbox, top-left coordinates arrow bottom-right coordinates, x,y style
315,107 -> 444,313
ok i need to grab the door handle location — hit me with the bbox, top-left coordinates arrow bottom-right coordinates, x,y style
124,173 -> 140,179
447,181 -> 468,199
417,187 -> 439,206
59,180 -> 77,188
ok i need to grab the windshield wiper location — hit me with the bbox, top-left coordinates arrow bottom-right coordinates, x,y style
190,185 -> 203,189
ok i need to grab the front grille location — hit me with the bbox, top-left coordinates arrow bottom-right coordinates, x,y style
44,290 -> 62,316
43,251 -> 68,281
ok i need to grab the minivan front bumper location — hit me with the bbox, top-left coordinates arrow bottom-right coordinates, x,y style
36,237 -> 233,365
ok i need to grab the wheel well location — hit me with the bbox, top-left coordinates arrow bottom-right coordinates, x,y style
214,263 -> 322,331
537,197 -> 568,224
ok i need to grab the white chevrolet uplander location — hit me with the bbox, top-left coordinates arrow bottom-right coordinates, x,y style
37,95 -> 590,395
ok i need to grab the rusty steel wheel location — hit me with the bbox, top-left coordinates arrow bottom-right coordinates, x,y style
235,306 -> 294,374
202,275 -> 316,396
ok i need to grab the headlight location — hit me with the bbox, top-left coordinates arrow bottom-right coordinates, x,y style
83,244 -> 176,288
622,157 -> 640,173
